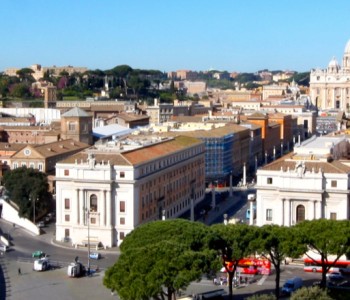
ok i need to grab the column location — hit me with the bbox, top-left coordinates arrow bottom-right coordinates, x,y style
243,163 -> 246,186
282,198 -> 285,226
313,200 -> 317,220
103,190 -> 107,226
249,199 -> 254,225
79,189 -> 85,225
285,199 -> 291,226
106,190 -> 111,227
76,189 -> 80,225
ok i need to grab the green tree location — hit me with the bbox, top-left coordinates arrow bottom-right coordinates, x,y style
10,83 -> 31,98
103,219 -> 214,300
246,294 -> 276,300
209,223 -> 257,300
290,286 -> 332,300
253,225 -> 303,299
2,166 -> 52,220
295,219 -> 350,288
16,68 -> 35,82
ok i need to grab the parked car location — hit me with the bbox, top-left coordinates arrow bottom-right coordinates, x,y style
327,271 -> 344,281
89,252 -> 101,260
32,250 -> 46,258
281,277 -> 303,295
34,258 -> 50,271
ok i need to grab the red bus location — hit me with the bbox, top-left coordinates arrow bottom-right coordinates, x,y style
303,257 -> 350,274
223,258 -> 271,275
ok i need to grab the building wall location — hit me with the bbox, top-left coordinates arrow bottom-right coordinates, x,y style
55,138 -> 206,247
256,167 -> 349,226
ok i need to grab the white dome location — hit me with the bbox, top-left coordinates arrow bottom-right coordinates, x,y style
345,40 -> 350,54
328,56 -> 339,68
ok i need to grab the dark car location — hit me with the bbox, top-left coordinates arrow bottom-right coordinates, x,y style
326,271 -> 344,281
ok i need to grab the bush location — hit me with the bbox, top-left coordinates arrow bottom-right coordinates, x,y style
290,286 -> 333,300
246,293 -> 276,300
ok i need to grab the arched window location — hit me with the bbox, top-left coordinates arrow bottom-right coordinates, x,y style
90,194 -> 98,212
296,205 -> 305,223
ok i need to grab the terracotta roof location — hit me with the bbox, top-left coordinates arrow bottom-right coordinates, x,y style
116,113 -> 149,122
58,151 -> 131,166
33,139 -> 90,158
122,135 -> 203,165
260,155 -> 350,174
0,143 -> 25,151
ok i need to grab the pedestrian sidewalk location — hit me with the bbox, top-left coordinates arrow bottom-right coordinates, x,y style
203,196 -> 239,225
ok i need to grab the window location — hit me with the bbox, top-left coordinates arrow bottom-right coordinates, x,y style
266,209 -> 272,221
65,214 -> 70,222
120,171 -> 125,178
38,163 -> 43,171
267,178 -> 273,184
120,217 -> 125,225
13,163 -> 18,169
331,180 -> 337,188
330,212 -> 337,220
90,218 -> 96,224
296,205 -> 305,223
120,201 -> 125,213
90,194 -> 98,212
21,162 -> 26,167
65,229 -> 70,237
68,122 -> 76,131
64,169 -> 69,176
29,163 -> 35,168
64,198 -> 70,210
119,232 -> 125,240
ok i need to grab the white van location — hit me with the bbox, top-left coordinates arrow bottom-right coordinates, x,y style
281,277 -> 303,295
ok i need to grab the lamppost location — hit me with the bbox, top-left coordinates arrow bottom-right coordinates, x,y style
85,207 -> 91,275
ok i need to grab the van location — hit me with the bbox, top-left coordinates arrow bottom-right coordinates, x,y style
281,277 -> 303,295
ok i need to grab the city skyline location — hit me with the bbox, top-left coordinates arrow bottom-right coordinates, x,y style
1,0 -> 350,73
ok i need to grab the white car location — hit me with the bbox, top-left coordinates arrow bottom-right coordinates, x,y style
89,252 -> 101,260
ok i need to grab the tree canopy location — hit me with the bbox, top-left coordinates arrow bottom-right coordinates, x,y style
103,219 -> 215,300
209,223 -> 257,299
2,166 -> 52,220
252,225 -> 303,299
295,219 -> 350,288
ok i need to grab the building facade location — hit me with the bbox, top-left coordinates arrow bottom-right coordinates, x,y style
310,40 -> 350,111
55,136 -> 206,247
255,136 -> 350,227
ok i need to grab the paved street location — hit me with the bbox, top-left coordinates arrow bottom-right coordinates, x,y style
0,188 -> 323,300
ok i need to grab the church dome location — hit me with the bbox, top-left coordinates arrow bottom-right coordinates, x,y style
328,56 -> 340,70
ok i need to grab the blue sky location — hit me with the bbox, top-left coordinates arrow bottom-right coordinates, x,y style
1,0 -> 350,73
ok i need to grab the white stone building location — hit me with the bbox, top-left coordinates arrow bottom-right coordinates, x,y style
55,135 -> 206,247
310,39 -> 350,111
255,135 -> 350,227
